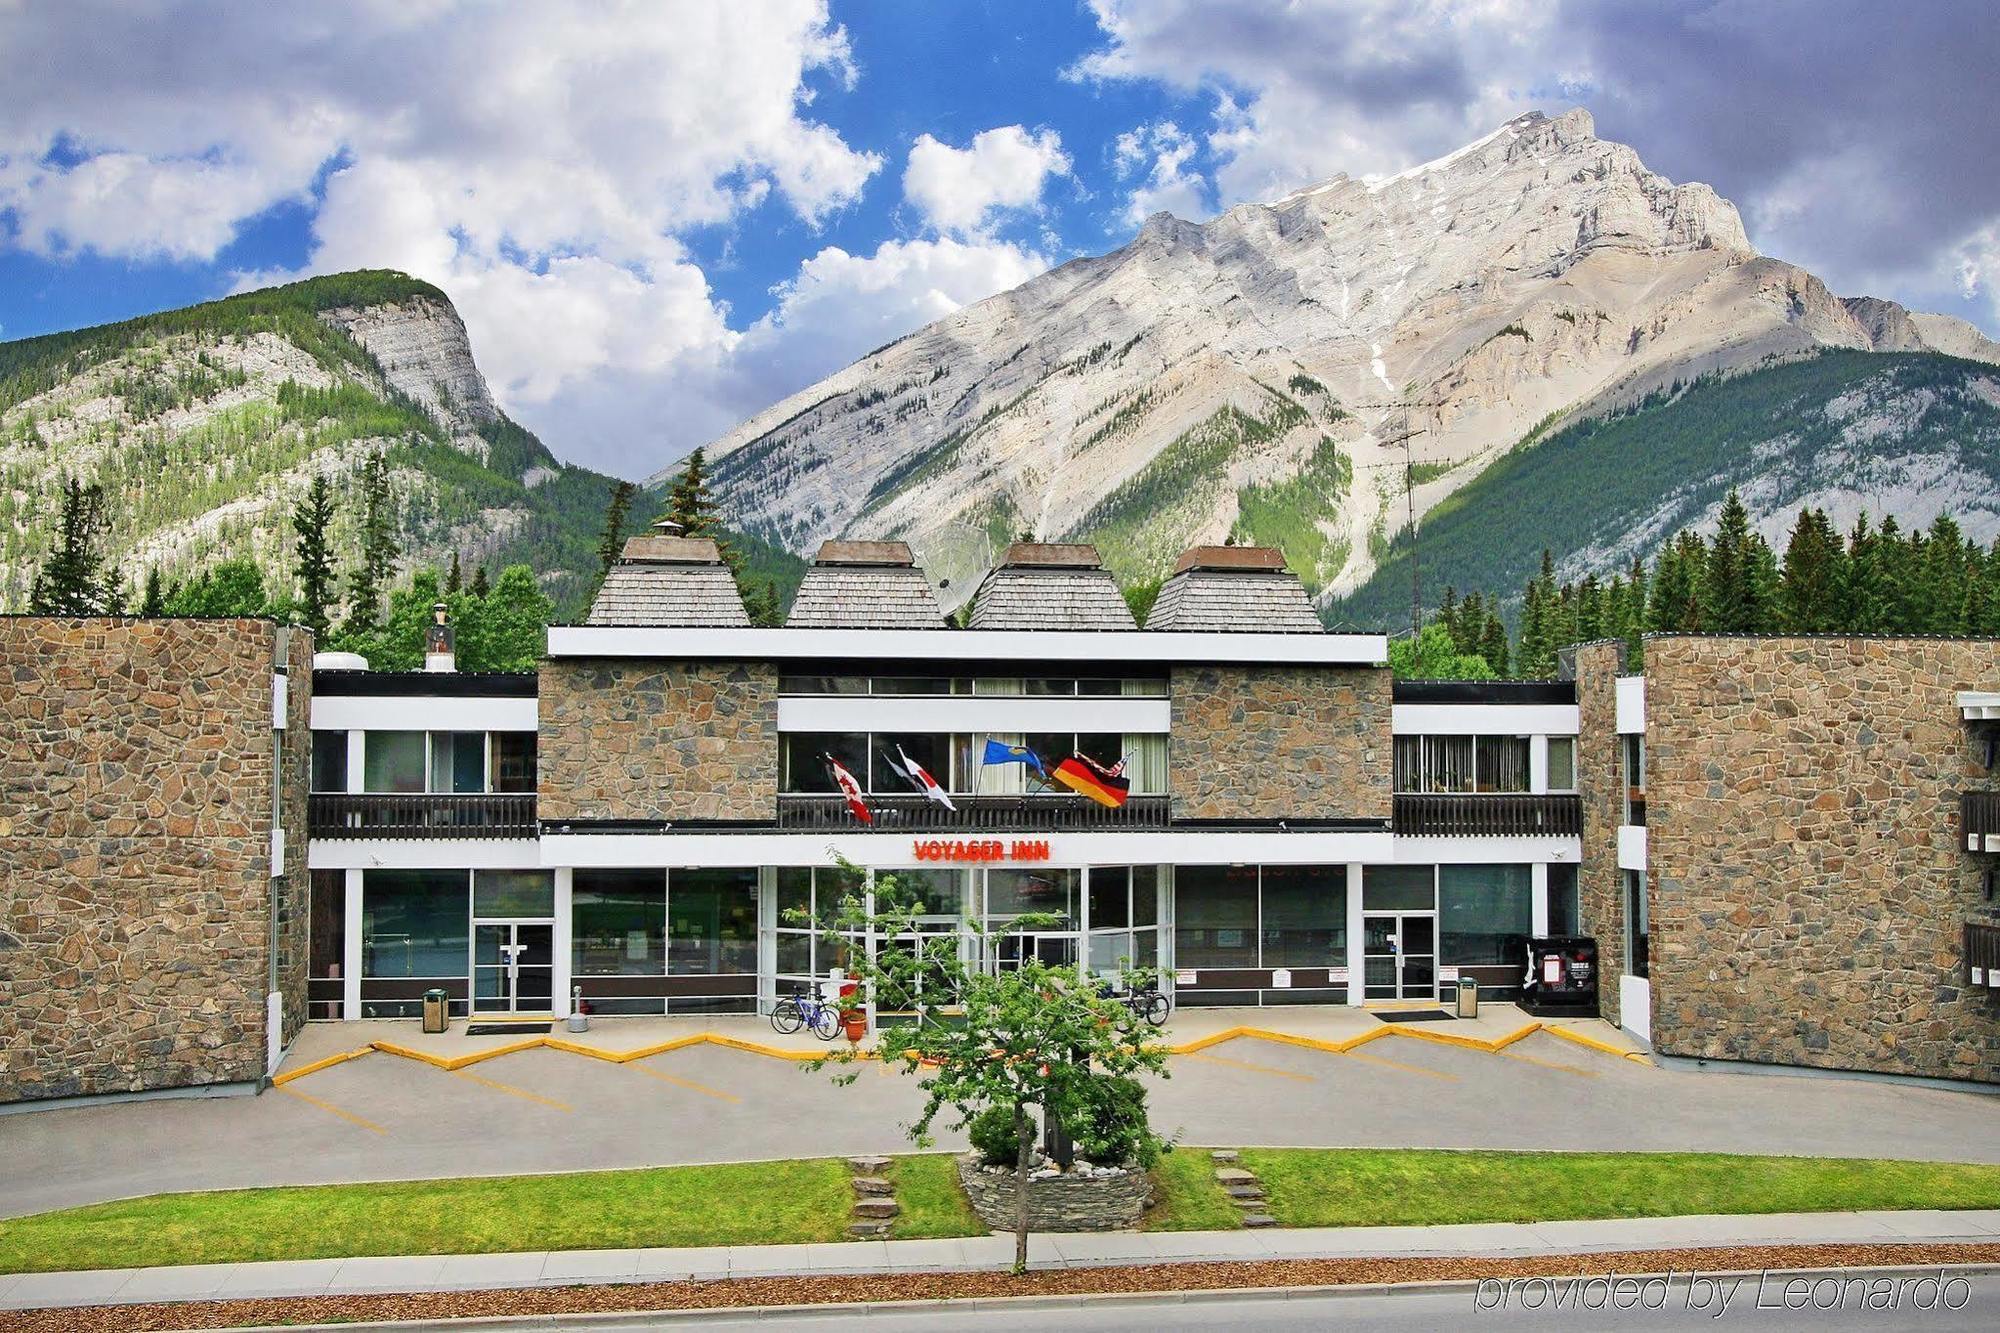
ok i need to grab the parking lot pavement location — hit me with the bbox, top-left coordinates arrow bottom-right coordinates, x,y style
7,1015 -> 1999,1222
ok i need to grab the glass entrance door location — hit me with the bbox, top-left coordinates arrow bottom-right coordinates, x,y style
473,921 -> 554,1013
1362,913 -> 1437,1001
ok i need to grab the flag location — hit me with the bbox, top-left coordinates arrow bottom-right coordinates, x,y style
1053,752 -> 1131,809
886,745 -> 956,810
981,738 -> 1046,777
823,753 -> 872,824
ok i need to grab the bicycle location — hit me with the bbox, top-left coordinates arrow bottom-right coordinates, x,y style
1099,980 -> 1173,1031
770,986 -> 842,1040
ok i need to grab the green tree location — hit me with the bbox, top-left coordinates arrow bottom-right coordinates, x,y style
1648,530 -> 1705,632
469,562 -> 491,599
595,479 -> 638,589
446,550 -> 463,595
344,451 -> 398,633
1477,606 -> 1511,677
1778,508 -> 1839,633
164,558 -> 269,617
1701,488 -> 1775,632
292,472 -> 339,638
1388,622 -> 1495,679
28,477 -> 124,615
1837,514 -> 1887,633
807,866 -> 1171,1274
138,566 -> 167,617
1921,515 -> 1971,634
476,565 -> 556,671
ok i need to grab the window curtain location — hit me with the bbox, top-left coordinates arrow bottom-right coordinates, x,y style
1477,736 -> 1529,793
1124,733 -> 1167,794
1424,736 -> 1474,792
965,733 -> 1029,794
1393,736 -> 1421,792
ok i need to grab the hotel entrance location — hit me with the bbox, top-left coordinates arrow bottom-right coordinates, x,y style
1362,913 -> 1435,1000
473,921 -> 553,1014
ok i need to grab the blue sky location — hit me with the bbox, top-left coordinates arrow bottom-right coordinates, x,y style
4,1 -> 1998,479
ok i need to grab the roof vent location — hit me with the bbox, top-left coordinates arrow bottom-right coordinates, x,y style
1145,544 -> 1323,633
423,601 -> 456,672
787,539 -> 944,628
968,542 -> 1137,630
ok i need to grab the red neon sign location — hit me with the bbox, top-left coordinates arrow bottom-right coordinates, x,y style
911,838 -> 1051,863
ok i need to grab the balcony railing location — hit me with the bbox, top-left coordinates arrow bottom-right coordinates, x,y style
777,793 -> 1171,832
1962,791 -> 2000,849
309,792 -> 539,840
1394,793 -> 1583,838
1967,921 -> 2000,987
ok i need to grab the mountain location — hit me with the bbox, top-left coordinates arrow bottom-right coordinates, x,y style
0,271 -> 620,615
680,109 -> 2000,611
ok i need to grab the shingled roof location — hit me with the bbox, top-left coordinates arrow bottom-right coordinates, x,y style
786,540 -> 946,629
967,542 -> 1137,631
1144,545 -> 1323,633
585,531 -> 751,627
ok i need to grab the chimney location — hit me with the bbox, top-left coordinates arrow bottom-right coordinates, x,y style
423,601 -> 457,672
653,518 -> 685,537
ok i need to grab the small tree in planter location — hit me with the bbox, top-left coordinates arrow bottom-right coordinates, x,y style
803,863 -> 1171,1273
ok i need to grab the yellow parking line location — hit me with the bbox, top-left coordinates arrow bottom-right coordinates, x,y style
625,1062 -> 743,1104
451,1068 -> 572,1111
1337,1048 -> 1459,1081
276,1084 -> 389,1135
1498,1048 -> 1599,1078
1179,1050 -> 1315,1082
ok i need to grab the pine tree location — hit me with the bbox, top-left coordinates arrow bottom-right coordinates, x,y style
1702,488 -> 1771,632
1623,554 -> 1649,669
1837,514 -> 1885,633
1575,573 -> 1604,643
1478,608 -> 1510,678
470,563 -> 491,599
1649,530 -> 1705,632
1779,508 -> 1838,632
343,452 -> 398,632
1876,516 -> 1916,632
139,566 -> 167,617
446,551 -> 463,595
1921,515 -> 1970,634
595,479 -> 638,587
28,477 -> 124,615
292,472 -> 339,639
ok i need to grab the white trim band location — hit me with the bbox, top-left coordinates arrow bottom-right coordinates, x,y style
547,625 -> 1389,667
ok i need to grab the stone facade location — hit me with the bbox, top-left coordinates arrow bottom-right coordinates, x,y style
1169,664 -> 1392,821
0,617 -> 311,1103
1583,635 -> 2000,1083
537,659 -> 779,822
956,1155 -> 1154,1232
1573,641 -> 1630,1026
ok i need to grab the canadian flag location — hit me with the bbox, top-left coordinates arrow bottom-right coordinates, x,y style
824,754 -> 872,824
889,745 -> 957,811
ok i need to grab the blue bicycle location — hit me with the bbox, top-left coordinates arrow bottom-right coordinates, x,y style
770,986 -> 843,1040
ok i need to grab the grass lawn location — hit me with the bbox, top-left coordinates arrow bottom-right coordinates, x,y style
1143,1149 -> 1245,1232
1241,1149 -> 2000,1229
886,1154 -> 984,1239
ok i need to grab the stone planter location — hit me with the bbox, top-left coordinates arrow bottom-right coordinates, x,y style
956,1154 -> 1154,1232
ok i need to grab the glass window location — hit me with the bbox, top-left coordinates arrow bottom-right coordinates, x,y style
1076,733 -> 1125,772
572,870 -> 665,975
1260,865 -> 1346,967
1622,735 -> 1647,825
310,871 -> 344,979
1173,865 -> 1258,967
1123,734 -> 1167,794
1076,678 -> 1123,696
1547,863 -> 1580,936
875,733 -> 951,794
1119,676 -> 1169,697
431,731 -> 486,793
1546,737 -> 1576,792
1024,733 -> 1073,786
871,677 -> 956,695
363,731 -> 426,793
491,732 -> 536,793
1439,864 -> 1532,965
1393,736 -> 1420,792
779,674 -> 866,694
474,869 -> 554,917
783,732 -> 870,792
362,869 -> 467,977
985,867 -> 1076,921
1625,869 -> 1650,977
1424,736 -> 1474,793
1477,736 -> 1530,793
311,731 -> 348,792
1023,678 -> 1076,696
1132,865 -> 1159,927
1363,865 -> 1435,912
885,867 -> 963,917
1088,867 -> 1132,929
669,868 -> 759,975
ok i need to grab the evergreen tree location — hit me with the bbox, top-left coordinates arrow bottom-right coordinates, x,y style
28,477 -> 124,615
1478,607 -> 1510,678
595,479 -> 638,587
469,563 -> 491,598
344,451 -> 398,632
1876,516 -> 1916,632
1837,514 -> 1886,633
1623,554 -> 1649,669
1575,574 -> 1604,643
1921,515 -> 1970,634
1701,488 -> 1775,632
165,558 -> 268,617
1779,508 -> 1839,633
291,472 -> 339,638
663,448 -> 723,542
446,550 -> 463,595
138,565 -> 167,617
1649,530 -> 1705,632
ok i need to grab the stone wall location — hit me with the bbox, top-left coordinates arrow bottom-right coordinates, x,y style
1169,664 -> 1392,821
537,659 -> 779,822
0,617 -> 309,1103
1612,635 -> 2000,1083
1573,641 -> 1629,1026
956,1155 -> 1153,1232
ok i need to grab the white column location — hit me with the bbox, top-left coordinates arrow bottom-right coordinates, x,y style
345,731 -> 365,793
1077,864 -> 1091,980
1531,862 -> 1550,938
1344,863 -> 1365,1007
756,866 -> 777,1015
862,870 -> 878,1033
551,866 -> 573,1019
342,867 -> 363,1019
1529,735 -> 1549,793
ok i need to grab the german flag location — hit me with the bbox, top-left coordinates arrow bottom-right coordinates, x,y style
1052,753 -> 1130,808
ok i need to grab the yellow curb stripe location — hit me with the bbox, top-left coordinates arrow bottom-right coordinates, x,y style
276,1084 -> 389,1134
270,1047 -> 370,1086
1178,1050 -> 1315,1082
1541,1023 -> 1651,1063
1380,1023 -> 1507,1052
1337,1048 -> 1460,1080
623,1062 -> 743,1103
450,1068 -> 573,1110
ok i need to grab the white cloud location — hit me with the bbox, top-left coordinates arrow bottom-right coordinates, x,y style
1111,121 -> 1207,226
901,125 -> 1070,237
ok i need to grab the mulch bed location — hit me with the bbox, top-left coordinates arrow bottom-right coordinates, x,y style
13,1242 -> 2000,1332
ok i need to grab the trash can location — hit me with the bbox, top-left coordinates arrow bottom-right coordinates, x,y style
422,987 -> 449,1034
1455,976 -> 1479,1019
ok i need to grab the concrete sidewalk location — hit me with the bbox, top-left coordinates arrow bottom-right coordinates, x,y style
6,1209 -> 1998,1312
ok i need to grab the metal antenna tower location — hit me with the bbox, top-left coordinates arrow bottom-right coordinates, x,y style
1353,397 -> 1449,639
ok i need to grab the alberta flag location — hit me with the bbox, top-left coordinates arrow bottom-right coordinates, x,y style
885,744 -> 956,811
823,753 -> 872,824
981,738 -> 1046,778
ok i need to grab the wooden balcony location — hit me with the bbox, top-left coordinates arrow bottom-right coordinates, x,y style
1394,793 -> 1583,838
777,793 -> 1171,832
1967,921 -> 2000,989
309,792 -> 539,840
1962,791 -> 2000,850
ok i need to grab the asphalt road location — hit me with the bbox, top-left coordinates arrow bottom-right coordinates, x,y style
307,1269 -> 2000,1331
